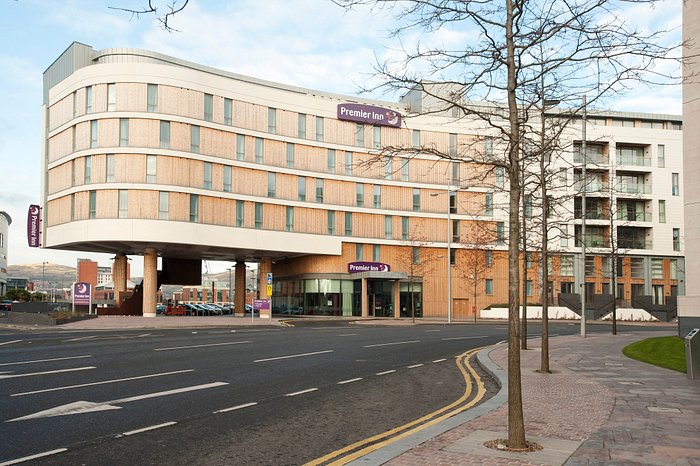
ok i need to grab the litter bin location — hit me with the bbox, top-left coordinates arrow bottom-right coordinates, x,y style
685,328 -> 700,380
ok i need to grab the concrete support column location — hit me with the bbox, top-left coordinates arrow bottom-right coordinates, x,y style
235,261 -> 246,316
142,248 -> 158,318
361,278 -> 368,318
258,258 -> 272,301
393,280 -> 401,319
113,253 -> 127,305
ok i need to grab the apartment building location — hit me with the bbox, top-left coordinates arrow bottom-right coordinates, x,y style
41,42 -> 684,318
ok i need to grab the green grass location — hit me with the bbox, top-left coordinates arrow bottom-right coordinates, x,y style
622,336 -> 686,373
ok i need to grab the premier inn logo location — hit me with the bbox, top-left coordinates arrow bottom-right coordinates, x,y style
337,103 -> 402,128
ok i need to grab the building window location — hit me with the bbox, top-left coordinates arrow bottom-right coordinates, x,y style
452,219 -> 460,242
345,151 -> 353,176
106,154 -> 115,182
71,193 -> 75,219
449,191 -> 457,214
484,136 -> 493,158
385,215 -> 392,239
119,118 -> 129,147
560,225 -> 568,247
496,222 -> 505,245
84,155 -> 92,184
495,166 -> 505,189
397,160 -> 409,182
315,116 -> 324,141
658,200 -> 666,223
298,176 -> 306,201
224,98 -> 233,125
526,280 -> 533,296
673,228 -> 681,251
485,279 -> 493,295
449,133 -> 458,157
373,244 -> 381,261
658,144 -> 665,168
191,126 -> 200,153
356,183 -> 364,207
485,250 -> 493,267
118,190 -> 128,218
559,168 -> 567,187
327,149 -> 336,173
72,126 -> 76,151
107,83 -> 116,111
412,247 -> 420,264
147,84 -> 158,112
90,120 -> 98,148
316,179 -> 324,203
672,173 -> 679,196
412,129 -> 420,148
254,203 -> 263,229
355,124 -> 365,147
384,158 -> 393,180
160,121 -> 170,149
85,85 -> 93,113
255,138 -> 264,163
268,107 -> 277,134
402,216 -> 409,240
204,93 -> 213,122
452,161 -> 460,184
267,172 -> 276,198
412,188 -> 420,211
328,211 -> 336,235
345,212 -> 352,236
190,194 -> 199,222
485,193 -> 493,216
72,90 -> 78,118
146,155 -> 156,183
298,113 -> 306,139
286,143 -> 295,168
356,243 -> 364,261
374,185 -> 381,208
651,258 -> 664,279
560,255 -> 574,276
526,251 -> 534,269
286,206 -> 294,232
373,126 -> 381,149
223,166 -> 232,192
670,259 -> 678,279
159,191 -> 169,220
89,190 -> 96,219
236,134 -> 245,160
236,201 -> 244,227
204,162 -> 212,189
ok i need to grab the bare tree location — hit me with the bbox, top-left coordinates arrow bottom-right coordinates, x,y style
109,0 -> 189,32
396,227 -> 434,322
457,224 -> 496,322
334,0 -> 680,450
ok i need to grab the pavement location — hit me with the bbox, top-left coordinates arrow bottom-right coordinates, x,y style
2,316 -> 698,465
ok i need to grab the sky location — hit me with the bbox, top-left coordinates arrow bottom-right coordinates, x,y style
0,0 -> 683,276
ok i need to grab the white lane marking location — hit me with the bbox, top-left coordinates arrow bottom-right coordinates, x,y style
214,402 -> 258,414
441,336 -> 488,341
364,340 -> 420,348
424,330 -> 441,333
8,382 -> 229,422
432,358 -> 447,363
0,366 -> 96,380
0,340 -> 22,346
0,448 -> 68,465
338,333 -> 357,337
119,422 -> 177,437
12,369 -> 195,397
0,355 -> 92,367
338,378 -> 363,385
376,370 -> 396,376
64,336 -> 97,342
285,388 -> 318,397
407,364 -> 424,369
254,350 -> 333,363
155,340 -> 251,351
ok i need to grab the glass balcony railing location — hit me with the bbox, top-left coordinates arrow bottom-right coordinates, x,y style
616,155 -> 651,167
616,183 -> 652,195
575,210 -> 609,220
618,238 -> 652,249
573,181 -> 608,193
617,211 -> 652,222
574,153 -> 608,165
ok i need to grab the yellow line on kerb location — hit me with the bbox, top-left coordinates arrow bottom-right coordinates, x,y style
304,346 -> 488,466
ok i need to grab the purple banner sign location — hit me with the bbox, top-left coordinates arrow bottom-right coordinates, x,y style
73,282 -> 92,306
337,103 -> 402,128
348,262 -> 391,273
27,204 -> 41,248
253,299 -> 270,310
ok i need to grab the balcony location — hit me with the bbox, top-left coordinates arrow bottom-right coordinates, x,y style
618,237 -> 652,249
616,155 -> 651,167
573,180 -> 609,193
617,211 -> 652,222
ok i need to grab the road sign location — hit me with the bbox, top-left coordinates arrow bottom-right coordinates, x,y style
267,273 -> 273,285
266,285 -> 273,297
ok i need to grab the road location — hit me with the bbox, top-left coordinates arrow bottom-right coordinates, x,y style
0,321 -> 669,465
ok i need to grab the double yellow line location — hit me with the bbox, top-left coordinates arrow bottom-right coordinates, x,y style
305,346 -> 488,466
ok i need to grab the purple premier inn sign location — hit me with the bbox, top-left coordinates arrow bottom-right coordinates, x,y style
73,282 -> 92,306
27,204 -> 41,248
337,103 -> 402,128
348,262 -> 391,273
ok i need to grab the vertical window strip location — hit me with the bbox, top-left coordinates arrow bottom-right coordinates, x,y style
204,93 -> 213,122
146,155 -> 157,183
118,190 -> 128,218
147,84 -> 158,112
236,134 -> 245,160
159,191 -> 169,219
160,121 -> 170,149
107,83 -> 116,111
119,118 -> 129,147
224,98 -> 233,125
90,120 -> 98,148
84,155 -> 92,184
106,154 -> 115,182
268,107 -> 277,133
223,166 -> 232,192
204,162 -> 212,189
190,194 -> 199,223
191,125 -> 200,153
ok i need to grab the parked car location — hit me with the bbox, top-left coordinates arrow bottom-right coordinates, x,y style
156,304 -> 166,315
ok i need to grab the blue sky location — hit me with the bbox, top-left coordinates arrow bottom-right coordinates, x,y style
0,0 -> 683,275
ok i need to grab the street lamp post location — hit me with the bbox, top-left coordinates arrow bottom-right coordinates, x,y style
580,96 -> 587,338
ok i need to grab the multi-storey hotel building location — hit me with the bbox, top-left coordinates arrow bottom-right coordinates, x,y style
41,42 -> 684,318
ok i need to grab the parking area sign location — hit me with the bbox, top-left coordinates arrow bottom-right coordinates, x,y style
266,284 -> 273,297
267,273 -> 273,285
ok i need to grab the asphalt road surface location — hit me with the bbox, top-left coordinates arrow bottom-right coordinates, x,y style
0,321 -> 670,465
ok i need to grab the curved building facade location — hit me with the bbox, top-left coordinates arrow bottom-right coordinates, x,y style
42,42 -> 684,318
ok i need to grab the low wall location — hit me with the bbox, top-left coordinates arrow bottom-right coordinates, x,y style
6,311 -> 98,326
482,306 -> 659,321
600,308 -> 659,322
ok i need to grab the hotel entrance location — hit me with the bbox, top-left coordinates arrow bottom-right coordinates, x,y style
367,280 -> 395,317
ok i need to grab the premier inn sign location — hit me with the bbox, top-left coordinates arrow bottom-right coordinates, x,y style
337,103 -> 402,128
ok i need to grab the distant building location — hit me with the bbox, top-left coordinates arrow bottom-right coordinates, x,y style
0,211 -> 11,296
77,258 -> 131,301
6,277 -> 29,291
